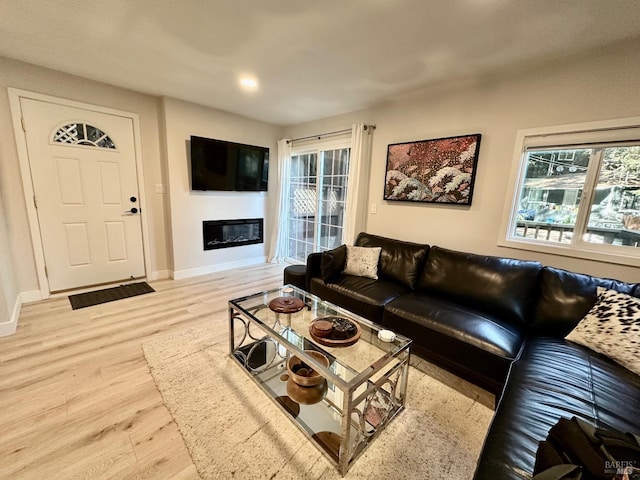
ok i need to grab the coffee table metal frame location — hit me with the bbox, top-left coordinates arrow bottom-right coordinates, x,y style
228,284 -> 412,476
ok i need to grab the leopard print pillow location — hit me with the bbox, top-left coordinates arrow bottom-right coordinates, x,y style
565,287 -> 640,377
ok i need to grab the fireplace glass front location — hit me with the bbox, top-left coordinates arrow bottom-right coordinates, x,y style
203,218 -> 264,250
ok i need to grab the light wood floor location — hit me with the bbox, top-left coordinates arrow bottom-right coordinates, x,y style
0,263 -> 286,480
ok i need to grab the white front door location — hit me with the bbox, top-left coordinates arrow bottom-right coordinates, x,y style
21,98 -> 145,292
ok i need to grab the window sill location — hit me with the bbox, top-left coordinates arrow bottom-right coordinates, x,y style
497,236 -> 640,268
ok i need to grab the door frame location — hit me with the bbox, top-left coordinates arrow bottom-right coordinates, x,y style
8,88 -> 152,299
286,136 -> 352,263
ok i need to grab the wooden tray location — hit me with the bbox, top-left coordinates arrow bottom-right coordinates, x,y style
309,316 -> 361,347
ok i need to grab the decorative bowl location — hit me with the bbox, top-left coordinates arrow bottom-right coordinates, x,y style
286,378 -> 328,405
287,350 -> 330,387
268,296 -> 305,313
310,319 -> 333,338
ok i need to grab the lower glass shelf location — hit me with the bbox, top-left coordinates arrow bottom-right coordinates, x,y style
233,341 -> 363,461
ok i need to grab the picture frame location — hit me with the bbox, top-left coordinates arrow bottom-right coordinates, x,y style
383,133 -> 482,205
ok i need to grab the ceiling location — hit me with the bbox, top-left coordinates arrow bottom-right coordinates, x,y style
2,0 -> 640,126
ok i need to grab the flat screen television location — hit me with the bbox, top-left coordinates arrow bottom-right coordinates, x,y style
190,135 -> 269,191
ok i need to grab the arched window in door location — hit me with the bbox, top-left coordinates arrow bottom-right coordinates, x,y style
52,123 -> 116,149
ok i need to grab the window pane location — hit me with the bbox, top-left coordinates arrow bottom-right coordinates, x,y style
323,150 -> 335,176
308,154 -> 317,183
292,186 -> 315,216
337,149 -> 350,176
290,155 -> 300,178
86,124 -> 102,142
512,149 -> 592,244
584,146 -> 640,246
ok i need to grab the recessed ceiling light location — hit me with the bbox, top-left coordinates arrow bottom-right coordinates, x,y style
239,77 -> 258,90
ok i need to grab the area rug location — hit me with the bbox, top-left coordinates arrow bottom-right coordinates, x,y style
142,318 -> 494,479
68,282 -> 155,309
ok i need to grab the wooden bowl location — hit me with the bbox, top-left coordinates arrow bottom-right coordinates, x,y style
286,378 -> 328,405
268,296 -> 305,313
310,319 -> 333,338
287,350 -> 330,387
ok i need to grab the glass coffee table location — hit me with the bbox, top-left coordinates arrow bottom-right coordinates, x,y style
228,284 -> 412,476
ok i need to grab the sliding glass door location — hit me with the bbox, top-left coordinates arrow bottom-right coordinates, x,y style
286,145 -> 351,262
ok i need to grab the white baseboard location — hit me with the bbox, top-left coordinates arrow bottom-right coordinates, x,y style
0,296 -> 21,337
21,290 -> 44,303
148,270 -> 171,281
0,289 -> 45,337
172,257 -> 267,280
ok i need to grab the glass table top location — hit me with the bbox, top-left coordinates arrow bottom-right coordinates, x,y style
229,284 -> 412,390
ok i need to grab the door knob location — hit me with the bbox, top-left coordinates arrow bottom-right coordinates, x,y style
124,207 -> 139,214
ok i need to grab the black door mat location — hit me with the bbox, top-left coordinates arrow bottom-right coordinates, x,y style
69,282 -> 155,310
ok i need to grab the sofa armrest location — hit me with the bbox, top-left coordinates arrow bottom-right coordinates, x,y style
530,266 -> 640,337
306,252 -> 323,291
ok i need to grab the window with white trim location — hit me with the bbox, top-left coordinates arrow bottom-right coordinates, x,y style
503,119 -> 640,264
285,140 -> 350,263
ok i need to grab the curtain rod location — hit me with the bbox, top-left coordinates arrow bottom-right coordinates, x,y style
286,124 -> 376,144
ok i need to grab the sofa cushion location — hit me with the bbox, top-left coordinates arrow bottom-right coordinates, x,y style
565,287 -> 640,376
384,292 -> 524,359
473,337 -> 640,480
310,275 -> 409,323
343,245 -> 381,279
355,232 -> 429,289
320,244 -> 346,282
383,292 -> 525,392
530,267 -> 640,337
417,246 -> 542,326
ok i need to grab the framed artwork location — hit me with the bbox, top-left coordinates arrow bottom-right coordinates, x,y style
383,133 -> 481,205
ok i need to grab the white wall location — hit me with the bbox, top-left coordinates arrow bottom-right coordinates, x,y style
161,97 -> 282,278
0,57 -> 170,299
0,56 -> 283,308
4,34 -> 640,307
0,191 -> 19,334
285,38 -> 640,283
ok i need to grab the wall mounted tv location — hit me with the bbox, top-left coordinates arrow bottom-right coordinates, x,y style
190,135 -> 269,192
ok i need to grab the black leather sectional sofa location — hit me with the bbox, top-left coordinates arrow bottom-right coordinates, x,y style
303,232 -> 640,479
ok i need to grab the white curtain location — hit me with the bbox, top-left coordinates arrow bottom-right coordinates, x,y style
343,123 -> 374,244
267,139 -> 291,263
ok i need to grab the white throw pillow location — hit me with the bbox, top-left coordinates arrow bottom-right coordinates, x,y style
565,287 -> 640,377
343,246 -> 382,280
